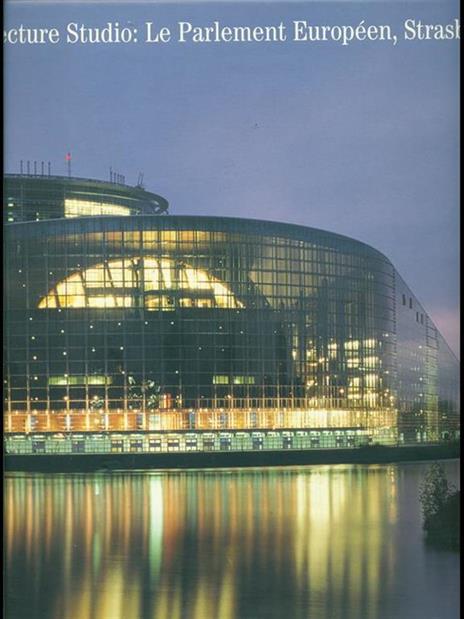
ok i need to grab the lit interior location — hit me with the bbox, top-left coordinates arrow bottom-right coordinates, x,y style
38,257 -> 244,310
64,199 -> 131,218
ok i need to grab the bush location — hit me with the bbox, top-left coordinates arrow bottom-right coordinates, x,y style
419,463 -> 460,549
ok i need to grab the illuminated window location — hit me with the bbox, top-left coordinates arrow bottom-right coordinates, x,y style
64,199 -> 131,218
38,257 -> 244,310
328,343 -> 338,359
48,375 -> 112,386
213,375 -> 229,385
212,375 -> 255,385
364,374 -> 379,389
233,376 -> 255,385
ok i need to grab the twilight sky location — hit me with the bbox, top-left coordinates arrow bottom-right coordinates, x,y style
4,0 -> 460,356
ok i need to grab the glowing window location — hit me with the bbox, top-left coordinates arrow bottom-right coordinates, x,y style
213,376 -> 229,385
364,374 -> 379,388
233,376 -> 255,385
64,199 -> 131,218
38,257 -> 244,310
328,343 -> 338,359
48,375 -> 112,386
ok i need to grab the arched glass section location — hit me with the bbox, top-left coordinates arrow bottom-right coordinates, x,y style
38,257 -> 244,310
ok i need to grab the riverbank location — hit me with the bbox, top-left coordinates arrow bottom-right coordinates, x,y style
4,442 -> 460,472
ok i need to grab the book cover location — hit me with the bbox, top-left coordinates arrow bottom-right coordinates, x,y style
4,1 -> 460,618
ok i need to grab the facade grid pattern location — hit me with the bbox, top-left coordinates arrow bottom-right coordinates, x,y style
3,175 -> 460,451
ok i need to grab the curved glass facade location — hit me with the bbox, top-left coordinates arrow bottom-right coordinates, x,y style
3,177 -> 460,453
4,174 -> 169,223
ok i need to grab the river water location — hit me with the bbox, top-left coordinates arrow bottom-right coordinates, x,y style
4,460 -> 460,619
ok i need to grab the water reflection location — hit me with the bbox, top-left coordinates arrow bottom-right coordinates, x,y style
5,462 -> 459,619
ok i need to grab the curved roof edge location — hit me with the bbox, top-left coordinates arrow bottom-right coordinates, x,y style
5,214 -> 392,264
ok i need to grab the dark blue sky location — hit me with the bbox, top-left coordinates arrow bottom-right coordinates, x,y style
4,1 -> 460,355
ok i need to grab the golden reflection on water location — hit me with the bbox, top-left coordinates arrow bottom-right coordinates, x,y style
4,464 -> 458,619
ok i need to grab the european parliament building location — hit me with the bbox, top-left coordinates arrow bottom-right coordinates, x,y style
4,173 -> 460,457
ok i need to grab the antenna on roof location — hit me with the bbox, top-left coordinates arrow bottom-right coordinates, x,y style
136,172 -> 145,189
109,168 -> 126,185
65,152 -> 72,177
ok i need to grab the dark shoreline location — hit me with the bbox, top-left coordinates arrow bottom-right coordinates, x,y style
4,442 -> 460,473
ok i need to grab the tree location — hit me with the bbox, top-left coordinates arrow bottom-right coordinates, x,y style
419,463 -> 460,549
419,463 -> 453,521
